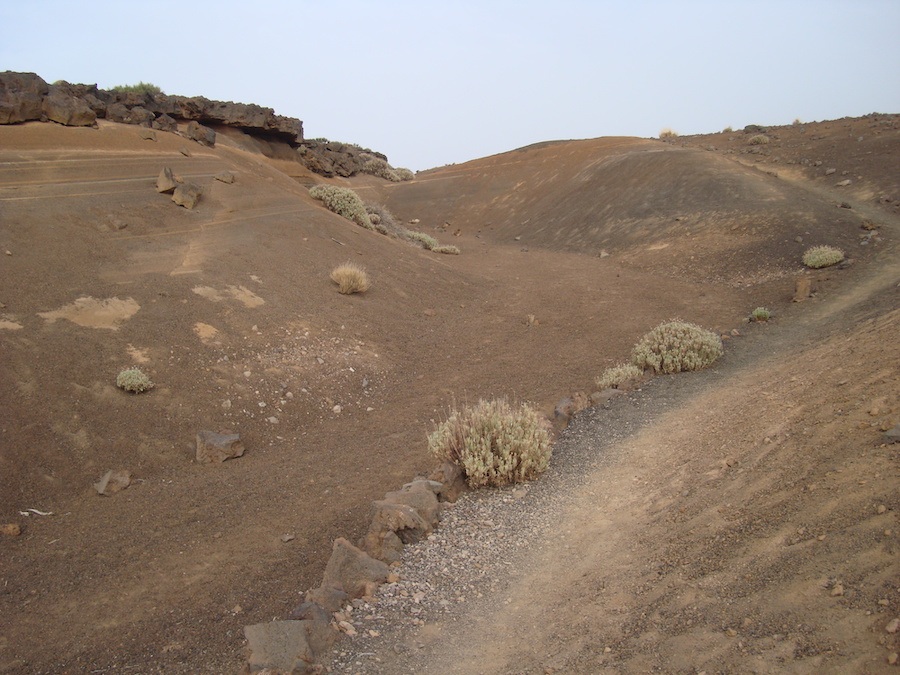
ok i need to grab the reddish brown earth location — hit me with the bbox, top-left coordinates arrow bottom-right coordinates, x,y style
0,114 -> 897,673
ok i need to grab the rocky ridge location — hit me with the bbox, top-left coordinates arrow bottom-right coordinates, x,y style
0,71 -> 401,178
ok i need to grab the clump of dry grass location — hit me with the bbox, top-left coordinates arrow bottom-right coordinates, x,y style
428,399 -> 552,488
659,128 -> 679,139
748,134 -> 770,145
750,307 -> 772,322
802,245 -> 844,269
596,363 -> 644,390
631,320 -> 724,375
309,185 -> 373,229
330,262 -> 370,294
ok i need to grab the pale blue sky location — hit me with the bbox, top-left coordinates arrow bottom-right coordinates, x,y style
2,0 -> 898,171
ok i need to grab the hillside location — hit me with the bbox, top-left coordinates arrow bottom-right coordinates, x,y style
0,113 -> 897,673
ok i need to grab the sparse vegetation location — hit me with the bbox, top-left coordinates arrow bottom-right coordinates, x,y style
364,202 -> 402,236
596,363 -> 644,390
433,244 -> 460,255
109,81 -> 164,96
723,126 -> 733,133
362,156 -> 401,182
748,134 -> 770,145
116,367 -> 154,393
330,262 -> 370,294
750,307 -> 772,322
395,168 -> 415,181
793,118 -> 803,125
309,185 -> 373,229
428,399 -> 552,488
802,245 -> 844,269
659,128 -> 679,139
631,320 -> 724,375
406,230 -> 440,251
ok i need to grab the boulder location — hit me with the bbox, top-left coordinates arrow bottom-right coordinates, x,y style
105,102 -> 131,123
0,71 -> 48,124
156,167 -> 177,194
320,537 -> 389,599
383,482 -> 441,529
42,89 -> 96,126
173,182 -> 202,209
195,430 -> 243,463
152,113 -> 178,133
359,528 -> 405,564
185,120 -> 216,146
304,586 -> 348,613
428,461 -> 467,502
244,620 -> 334,674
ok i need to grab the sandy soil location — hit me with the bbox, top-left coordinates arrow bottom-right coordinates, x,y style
0,114 -> 897,673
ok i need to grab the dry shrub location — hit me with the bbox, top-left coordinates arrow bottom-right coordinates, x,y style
802,245 -> 844,269
596,363 -> 644,390
433,244 -> 460,255
395,168 -> 415,181
330,262 -> 370,294
750,307 -> 771,322
405,230 -> 439,250
309,185 -> 373,229
659,128 -> 679,139
631,320 -> 724,375
428,399 -> 552,488
748,134 -> 770,145
116,367 -> 154,393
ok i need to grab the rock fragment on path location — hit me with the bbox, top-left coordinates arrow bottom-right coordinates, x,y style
156,167 -> 177,194
884,424 -> 900,444
93,469 -> 132,496
793,275 -> 812,302
172,182 -> 202,209
214,171 -> 235,183
320,537 -> 389,599
243,619 -> 334,674
1,523 -> 22,537
195,430 -> 244,463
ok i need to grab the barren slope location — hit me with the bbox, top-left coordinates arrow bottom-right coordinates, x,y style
0,115 -> 895,673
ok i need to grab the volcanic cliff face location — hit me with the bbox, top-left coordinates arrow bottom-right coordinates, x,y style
0,71 -> 398,178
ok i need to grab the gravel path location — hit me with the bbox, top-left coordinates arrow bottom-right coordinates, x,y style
326,363 -> 735,674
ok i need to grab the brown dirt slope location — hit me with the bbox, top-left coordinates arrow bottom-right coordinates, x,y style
0,114 -> 896,673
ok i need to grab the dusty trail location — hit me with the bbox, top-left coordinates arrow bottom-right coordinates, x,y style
329,226 -> 899,673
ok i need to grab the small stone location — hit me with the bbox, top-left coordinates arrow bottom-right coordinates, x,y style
877,505 -> 887,514
221,399 -> 232,409
281,534 -> 295,543
817,534 -> 826,541
93,469 -> 132,496
139,128 -> 157,142
156,167 -> 177,194
173,182 -> 202,209
214,171 -> 235,184
232,604 -> 242,614
725,628 -> 738,637
179,146 -> 192,157
267,416 -> 278,424
337,620 -> 357,636
836,179 -> 851,187
878,599 -> 890,607
831,583 -> 844,597
1,523 -> 22,537
888,652 -> 899,666
825,168 -> 836,175
333,405 -> 342,414
603,647 -> 612,653
886,618 -> 900,634
196,430 -> 244,464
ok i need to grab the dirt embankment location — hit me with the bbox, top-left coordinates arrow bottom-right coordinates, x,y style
0,113 -> 896,673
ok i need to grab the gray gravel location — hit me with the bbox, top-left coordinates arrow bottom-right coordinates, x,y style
325,383 -> 680,674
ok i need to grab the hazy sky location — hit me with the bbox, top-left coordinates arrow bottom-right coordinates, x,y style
2,1 -> 898,171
